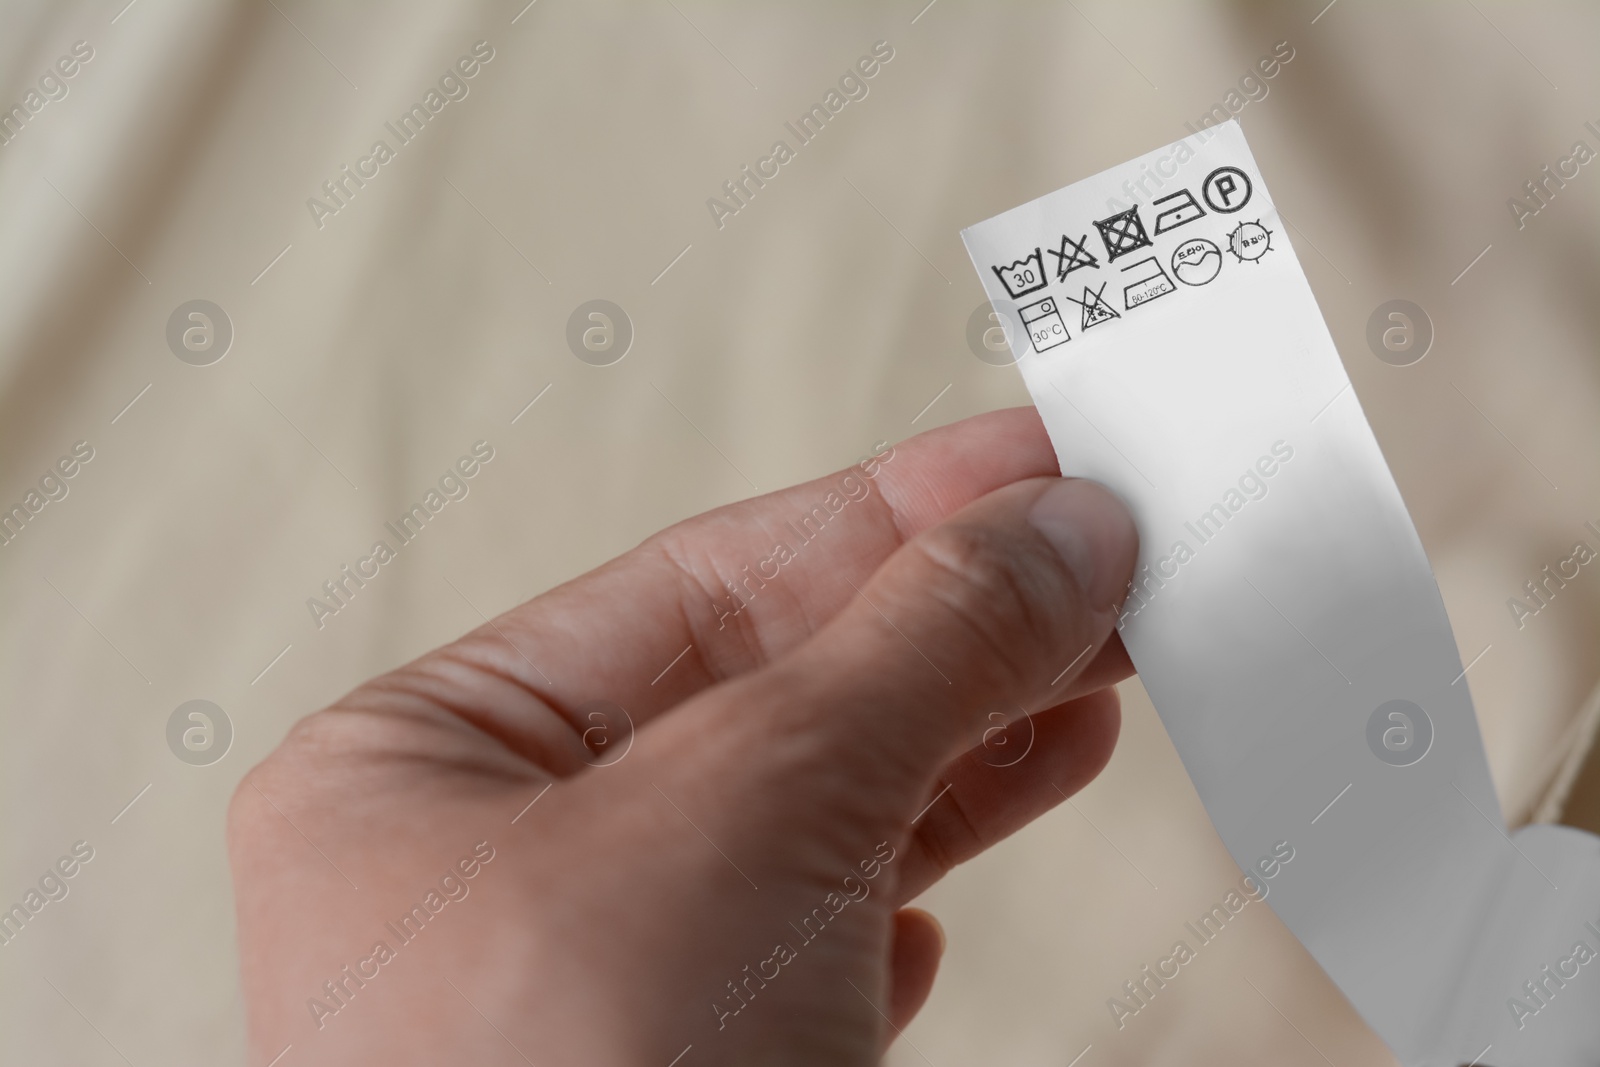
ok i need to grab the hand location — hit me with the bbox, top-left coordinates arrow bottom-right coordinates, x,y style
228,407 -> 1139,1066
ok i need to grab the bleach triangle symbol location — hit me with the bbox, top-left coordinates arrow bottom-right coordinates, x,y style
1067,282 -> 1120,330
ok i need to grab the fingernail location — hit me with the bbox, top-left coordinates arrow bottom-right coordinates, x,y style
1027,479 -> 1138,610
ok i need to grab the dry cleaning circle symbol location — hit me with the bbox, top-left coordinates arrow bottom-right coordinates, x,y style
1366,300 -> 1433,367
166,300 -> 233,366
166,699 -> 233,766
566,300 -> 633,367
1171,238 -> 1222,286
1202,166 -> 1253,213
1366,700 -> 1432,767
1228,220 -> 1273,264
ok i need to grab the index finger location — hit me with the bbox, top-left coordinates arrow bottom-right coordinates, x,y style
359,407 -> 1131,754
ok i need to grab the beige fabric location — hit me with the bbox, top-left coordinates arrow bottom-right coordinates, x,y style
1,1 -> 1596,1063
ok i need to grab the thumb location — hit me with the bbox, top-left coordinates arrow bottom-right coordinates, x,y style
703,476 -> 1138,829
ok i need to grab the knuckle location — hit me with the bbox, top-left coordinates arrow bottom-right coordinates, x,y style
647,533 -> 773,679
909,781 -> 984,876
903,519 -> 1075,688
227,709 -> 351,836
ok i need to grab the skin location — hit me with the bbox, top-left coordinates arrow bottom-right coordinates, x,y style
229,407 -> 1140,1066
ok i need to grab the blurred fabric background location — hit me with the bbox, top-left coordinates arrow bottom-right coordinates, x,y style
1,1 -> 1596,1063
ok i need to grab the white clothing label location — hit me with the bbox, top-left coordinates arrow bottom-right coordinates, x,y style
961,120 -> 1600,1067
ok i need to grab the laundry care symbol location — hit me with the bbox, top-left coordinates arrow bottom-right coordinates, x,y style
1171,238 -> 1223,285
1119,256 -> 1176,310
1047,233 -> 1098,281
1228,220 -> 1273,263
1152,188 -> 1206,235
1094,206 -> 1152,262
991,248 -> 1048,299
1202,166 -> 1253,213
1018,295 -> 1070,353
1064,282 -> 1119,330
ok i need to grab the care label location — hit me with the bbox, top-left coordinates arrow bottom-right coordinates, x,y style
962,120 -> 1600,1067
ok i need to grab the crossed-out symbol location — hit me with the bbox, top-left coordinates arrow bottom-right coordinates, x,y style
1094,207 -> 1151,262
1047,233 -> 1098,280
1065,281 -> 1119,329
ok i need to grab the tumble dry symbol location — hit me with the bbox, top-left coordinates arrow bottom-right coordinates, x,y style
1366,700 -> 1433,767
166,700 -> 233,766
565,300 -> 633,366
1019,296 -> 1070,352
1202,165 -> 1253,213
166,300 -> 233,366
1047,233 -> 1099,281
1094,206 -> 1153,262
